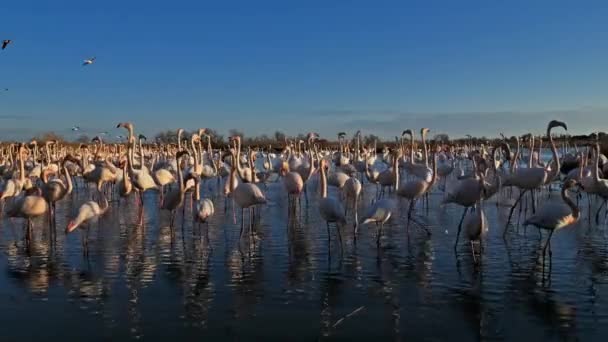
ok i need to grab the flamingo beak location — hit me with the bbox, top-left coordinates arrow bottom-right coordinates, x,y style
66,221 -> 77,234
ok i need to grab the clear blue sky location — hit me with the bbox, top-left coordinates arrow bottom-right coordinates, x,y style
1,0 -> 607,141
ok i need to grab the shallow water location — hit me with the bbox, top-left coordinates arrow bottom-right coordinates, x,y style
1,174 -> 608,341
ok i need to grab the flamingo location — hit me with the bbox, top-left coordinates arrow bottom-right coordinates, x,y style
66,191 -> 110,255
0,144 -> 27,207
397,143 -> 437,232
161,150 -> 190,227
117,155 -> 133,198
523,179 -> 580,265
230,137 -> 267,237
6,186 -> 48,243
318,159 -> 346,248
402,129 -> 432,181
41,157 -> 73,226
462,184 -> 488,263
2,39 -> 11,50
503,120 -> 567,236
343,176 -> 361,234
192,174 -> 215,225
361,151 -> 400,246
281,161 -> 304,209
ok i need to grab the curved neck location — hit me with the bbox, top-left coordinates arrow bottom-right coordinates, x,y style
191,139 -> 199,166
548,127 -> 560,178
63,166 -> 73,194
562,186 -> 579,219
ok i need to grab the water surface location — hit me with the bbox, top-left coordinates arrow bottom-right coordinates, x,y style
1,175 -> 608,341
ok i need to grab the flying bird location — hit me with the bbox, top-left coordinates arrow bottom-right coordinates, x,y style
72,126 -> 80,131
2,40 -> 11,50
82,57 -> 96,66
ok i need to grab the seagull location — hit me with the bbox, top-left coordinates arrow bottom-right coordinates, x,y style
82,57 -> 96,66
72,126 -> 80,131
2,40 -> 11,50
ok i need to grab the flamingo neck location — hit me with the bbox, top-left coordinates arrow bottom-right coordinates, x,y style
562,186 -> 579,219
64,166 -> 73,194
422,133 -> 428,167
177,155 -> 184,191
548,127 -> 560,178
320,165 -> 328,198
393,155 -> 399,191
195,179 -> 201,201
229,155 -> 237,192
594,144 -> 600,181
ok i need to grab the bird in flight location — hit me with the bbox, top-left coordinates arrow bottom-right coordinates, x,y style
82,57 -> 96,66
2,40 -> 11,50
72,126 -> 80,131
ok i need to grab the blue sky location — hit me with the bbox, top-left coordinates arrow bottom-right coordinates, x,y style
1,0 -> 608,141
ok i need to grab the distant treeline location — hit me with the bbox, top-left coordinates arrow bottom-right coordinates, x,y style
12,130 -> 608,153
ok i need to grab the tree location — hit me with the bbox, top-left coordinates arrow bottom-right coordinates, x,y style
203,128 -> 225,147
433,133 -> 450,142
228,129 -> 244,139
34,131 -> 65,143
362,134 -> 380,146
274,131 -> 286,143
154,130 -> 178,144
75,134 -> 90,143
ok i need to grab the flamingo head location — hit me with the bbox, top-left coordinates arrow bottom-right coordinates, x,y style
548,120 -> 567,132
420,128 -> 430,137
402,129 -> 413,137
66,220 -> 78,234
279,161 -> 289,175
191,133 -> 200,142
138,134 -> 147,141
198,128 -> 207,136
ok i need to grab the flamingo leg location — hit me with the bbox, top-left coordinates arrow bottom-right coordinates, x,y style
504,189 -> 527,237
454,207 -> 468,250
542,229 -> 554,268
595,199 -> 605,225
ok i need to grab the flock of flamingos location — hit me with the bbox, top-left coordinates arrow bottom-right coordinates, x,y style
0,119 -> 603,268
